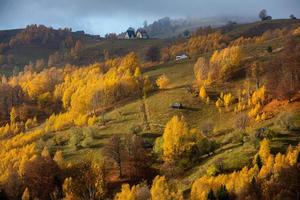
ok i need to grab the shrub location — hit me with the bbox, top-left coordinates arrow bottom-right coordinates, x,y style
207,164 -> 220,176
80,129 -> 94,148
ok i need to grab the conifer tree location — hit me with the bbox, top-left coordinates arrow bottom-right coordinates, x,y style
41,146 -> 50,157
258,139 -> 270,163
207,188 -> 216,200
216,185 -> 230,200
53,150 -> 65,169
199,86 -> 207,100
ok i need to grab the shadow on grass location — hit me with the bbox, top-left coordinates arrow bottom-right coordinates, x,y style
106,117 -> 135,126
93,134 -> 111,140
141,132 -> 161,139
182,106 -> 201,111
89,143 -> 105,149
122,111 -> 139,116
212,128 -> 235,138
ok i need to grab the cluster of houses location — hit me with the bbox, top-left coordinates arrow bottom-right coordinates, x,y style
125,27 -> 149,39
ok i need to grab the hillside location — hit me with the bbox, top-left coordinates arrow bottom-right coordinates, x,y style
0,19 -> 299,76
0,19 -> 299,200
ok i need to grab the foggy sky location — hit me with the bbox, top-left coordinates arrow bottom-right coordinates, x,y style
0,0 -> 299,35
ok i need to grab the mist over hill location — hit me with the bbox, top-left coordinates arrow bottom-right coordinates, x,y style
140,16 -> 256,38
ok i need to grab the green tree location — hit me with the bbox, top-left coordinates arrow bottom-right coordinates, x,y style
10,107 -> 17,124
216,185 -> 230,200
207,189 -> 216,200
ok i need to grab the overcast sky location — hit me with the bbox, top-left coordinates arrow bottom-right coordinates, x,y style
0,0 -> 299,35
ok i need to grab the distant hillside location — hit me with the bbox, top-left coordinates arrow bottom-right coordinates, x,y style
219,19 -> 300,39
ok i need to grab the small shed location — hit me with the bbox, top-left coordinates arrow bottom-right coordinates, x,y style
171,102 -> 183,109
176,54 -> 188,61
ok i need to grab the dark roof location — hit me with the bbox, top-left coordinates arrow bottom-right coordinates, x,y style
127,27 -> 135,32
126,27 -> 136,38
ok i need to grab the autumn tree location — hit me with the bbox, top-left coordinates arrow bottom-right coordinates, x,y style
156,74 -> 170,89
266,38 -> 300,101
135,67 -> 151,130
199,86 -> 207,100
65,161 -> 107,200
62,177 -> 75,200
162,116 -> 202,162
220,93 -> 234,111
4,168 -> 23,200
53,150 -> 66,169
258,139 -> 271,163
123,134 -> 151,180
150,176 -> 182,200
194,57 -> 210,86
210,46 -> 242,81
10,107 -> 17,124
114,184 -> 137,200
41,146 -> 50,158
250,61 -> 263,89
103,135 -> 124,178
23,155 -> 62,200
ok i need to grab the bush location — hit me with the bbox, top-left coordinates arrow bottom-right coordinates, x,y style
194,138 -> 219,156
153,137 -> 163,157
68,128 -> 84,150
207,164 -> 220,176
80,129 -> 94,148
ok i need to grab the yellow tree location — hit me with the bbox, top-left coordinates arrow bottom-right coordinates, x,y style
194,57 -> 210,86
199,86 -> 207,100
114,184 -> 137,200
156,74 -> 170,89
119,52 -> 140,73
150,176 -> 182,200
162,116 -> 190,161
258,139 -> 271,163
41,146 -> 50,158
10,107 -> 17,124
223,93 -> 234,111
53,150 -> 65,169
63,177 -> 78,200
210,46 -> 242,80
161,118 -> 205,163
